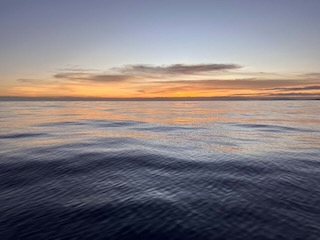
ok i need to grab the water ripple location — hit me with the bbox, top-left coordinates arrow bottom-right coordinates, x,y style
0,101 -> 319,240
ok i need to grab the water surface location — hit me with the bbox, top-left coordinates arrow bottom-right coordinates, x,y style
0,101 -> 319,239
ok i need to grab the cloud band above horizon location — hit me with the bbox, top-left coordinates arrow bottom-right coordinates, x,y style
2,63 -> 320,99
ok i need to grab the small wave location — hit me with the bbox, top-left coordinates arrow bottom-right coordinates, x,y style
232,123 -> 315,133
35,121 -> 86,127
88,119 -> 145,128
133,125 -> 204,132
0,133 -> 48,139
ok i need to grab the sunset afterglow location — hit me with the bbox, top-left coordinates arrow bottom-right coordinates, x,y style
1,1 -> 319,99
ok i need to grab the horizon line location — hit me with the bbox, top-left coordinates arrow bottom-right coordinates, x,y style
0,96 -> 319,101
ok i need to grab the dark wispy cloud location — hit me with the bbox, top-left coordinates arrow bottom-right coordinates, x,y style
230,92 -> 320,99
57,64 -> 99,72
16,79 -> 59,85
299,73 -> 320,78
115,63 -> 241,75
51,63 -> 242,83
265,92 -> 320,97
16,79 -> 41,83
57,68 -> 98,72
149,79 -> 319,89
54,72 -> 133,82
269,85 -> 320,91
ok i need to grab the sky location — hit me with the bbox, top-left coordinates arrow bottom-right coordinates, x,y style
1,0 -> 320,99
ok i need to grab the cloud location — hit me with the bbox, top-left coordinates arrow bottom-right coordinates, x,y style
10,62 -> 320,99
149,79 -> 318,89
229,92 -> 320,99
299,73 -> 320,78
115,63 -> 241,75
16,79 -> 42,83
52,63 -> 242,84
57,68 -> 98,72
265,92 -> 320,97
54,72 -> 133,82
16,79 -> 60,85
269,85 -> 320,91
134,79 -> 320,97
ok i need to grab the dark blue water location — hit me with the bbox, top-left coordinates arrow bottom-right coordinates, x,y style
0,101 -> 319,240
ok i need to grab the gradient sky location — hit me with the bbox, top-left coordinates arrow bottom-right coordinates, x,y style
1,0 -> 320,98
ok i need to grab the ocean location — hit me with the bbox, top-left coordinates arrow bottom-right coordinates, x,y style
0,101 -> 319,240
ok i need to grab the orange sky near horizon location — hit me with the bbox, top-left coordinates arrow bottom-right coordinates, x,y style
2,66 -> 320,99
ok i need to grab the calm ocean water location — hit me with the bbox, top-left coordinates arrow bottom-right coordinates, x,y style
0,101 -> 319,240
